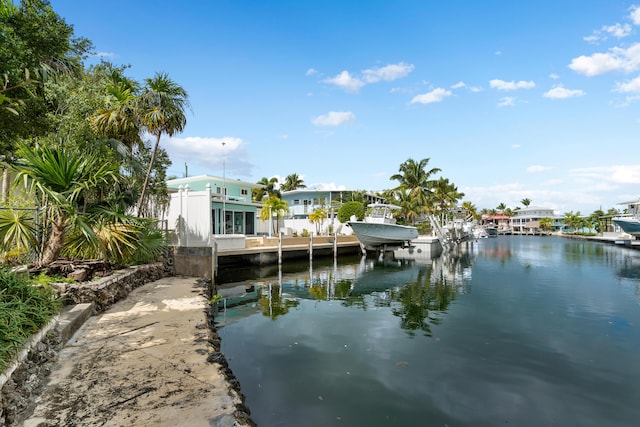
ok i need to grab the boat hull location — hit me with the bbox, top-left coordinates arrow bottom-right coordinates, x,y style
613,218 -> 640,236
348,221 -> 419,250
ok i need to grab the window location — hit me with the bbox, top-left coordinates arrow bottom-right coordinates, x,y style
241,189 -> 248,196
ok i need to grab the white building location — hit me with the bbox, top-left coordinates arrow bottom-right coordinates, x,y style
280,189 -> 385,236
510,206 -> 563,233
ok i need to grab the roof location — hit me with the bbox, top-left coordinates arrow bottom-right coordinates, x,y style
167,174 -> 264,189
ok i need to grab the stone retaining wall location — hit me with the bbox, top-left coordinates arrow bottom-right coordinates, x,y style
0,262 -> 170,426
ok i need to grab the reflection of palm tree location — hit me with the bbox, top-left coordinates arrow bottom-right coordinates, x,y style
259,284 -> 299,319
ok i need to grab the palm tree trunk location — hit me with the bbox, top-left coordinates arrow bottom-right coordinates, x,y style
2,167 -> 10,203
39,217 -> 66,266
137,132 -> 161,217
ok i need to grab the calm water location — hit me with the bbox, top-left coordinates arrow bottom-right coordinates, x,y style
216,236 -> 640,427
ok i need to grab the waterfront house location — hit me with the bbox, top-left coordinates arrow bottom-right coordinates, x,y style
281,189 -> 385,235
510,206 -> 563,234
166,175 -> 265,246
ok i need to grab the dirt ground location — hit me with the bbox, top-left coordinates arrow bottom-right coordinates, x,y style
21,276 -> 251,427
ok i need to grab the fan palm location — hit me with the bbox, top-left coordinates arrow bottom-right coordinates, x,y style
137,73 -> 189,216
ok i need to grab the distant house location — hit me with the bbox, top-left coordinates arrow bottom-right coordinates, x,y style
280,189 -> 385,235
482,213 -> 511,229
510,206 -> 563,233
166,175 -> 265,246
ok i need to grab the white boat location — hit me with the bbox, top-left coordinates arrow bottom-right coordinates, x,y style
613,199 -> 640,237
347,204 -> 419,250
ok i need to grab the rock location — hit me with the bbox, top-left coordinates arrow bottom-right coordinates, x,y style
68,269 -> 89,282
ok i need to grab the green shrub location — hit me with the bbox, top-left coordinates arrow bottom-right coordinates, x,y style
0,269 -> 61,372
338,201 -> 365,223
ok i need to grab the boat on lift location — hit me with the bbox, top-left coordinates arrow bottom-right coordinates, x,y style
347,204 -> 419,251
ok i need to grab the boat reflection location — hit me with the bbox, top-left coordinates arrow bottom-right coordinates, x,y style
216,245 -> 477,334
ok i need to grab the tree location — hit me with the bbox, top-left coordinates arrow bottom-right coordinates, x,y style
461,201 -> 479,220
563,211 -> 584,233
520,198 -> 531,207
309,208 -> 327,235
260,196 -> 288,236
136,72 -> 189,217
280,173 -> 306,192
337,201 -> 364,223
0,0 -> 90,201
253,176 -> 279,201
539,217 -> 554,232
12,142 -> 120,266
390,158 -> 441,210
431,177 -> 464,217
497,202 -> 507,212
91,66 -> 142,152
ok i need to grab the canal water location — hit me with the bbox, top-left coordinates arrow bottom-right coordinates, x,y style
215,236 -> 640,427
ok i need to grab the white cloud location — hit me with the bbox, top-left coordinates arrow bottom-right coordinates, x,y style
323,62 -> 413,92
511,144 -> 521,149
163,136 -> 253,177
307,182 -> 347,191
584,23 -> 632,43
543,86 -> 586,99
323,71 -> 365,93
489,79 -> 536,90
498,97 -> 516,107
549,73 -> 560,79
451,81 -> 466,89
629,5 -> 640,25
410,88 -> 452,104
615,75 -> 640,93
569,43 -> 640,76
306,68 -> 317,76
312,111 -> 355,126
527,165 -> 552,173
569,165 -> 640,184
362,62 -> 414,83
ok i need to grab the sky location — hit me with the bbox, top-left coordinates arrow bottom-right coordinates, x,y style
49,0 -> 640,214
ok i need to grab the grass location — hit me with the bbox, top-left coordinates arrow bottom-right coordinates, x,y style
0,269 -> 61,372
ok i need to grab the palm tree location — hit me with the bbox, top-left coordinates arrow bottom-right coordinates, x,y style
496,202 -> 507,212
136,73 -> 189,217
12,142 -> 120,266
309,208 -> 327,235
253,176 -> 279,201
520,198 -> 531,207
539,217 -> 554,232
280,173 -> 306,192
461,201 -> 478,220
431,177 -> 464,217
260,196 -> 289,236
91,69 -> 142,152
390,158 -> 441,209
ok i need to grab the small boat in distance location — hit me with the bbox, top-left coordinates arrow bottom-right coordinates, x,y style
348,204 -> 419,251
613,199 -> 640,237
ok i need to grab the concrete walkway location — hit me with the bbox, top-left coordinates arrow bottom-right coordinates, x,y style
22,276 -> 250,427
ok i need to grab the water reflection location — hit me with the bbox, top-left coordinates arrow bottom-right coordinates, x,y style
218,245 -> 477,336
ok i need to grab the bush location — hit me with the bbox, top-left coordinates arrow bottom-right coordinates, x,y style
0,269 -> 61,372
338,201 -> 365,223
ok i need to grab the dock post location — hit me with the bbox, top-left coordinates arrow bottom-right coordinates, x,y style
333,231 -> 338,259
309,234 -> 313,262
278,233 -> 282,265
212,241 -> 218,283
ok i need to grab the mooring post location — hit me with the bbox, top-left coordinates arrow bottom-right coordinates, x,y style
333,231 -> 338,259
212,241 -> 218,282
278,233 -> 282,265
309,233 -> 313,262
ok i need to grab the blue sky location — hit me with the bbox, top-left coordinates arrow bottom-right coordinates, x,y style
51,0 -> 640,214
